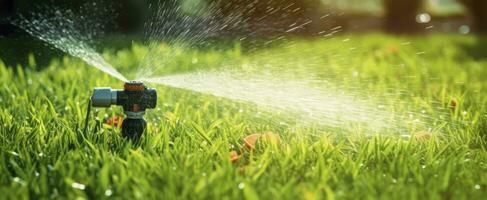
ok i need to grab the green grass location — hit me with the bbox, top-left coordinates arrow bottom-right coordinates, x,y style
0,34 -> 486,199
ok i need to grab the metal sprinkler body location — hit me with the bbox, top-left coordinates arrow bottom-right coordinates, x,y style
91,81 -> 157,140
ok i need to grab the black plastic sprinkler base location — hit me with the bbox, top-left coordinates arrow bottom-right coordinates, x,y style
121,118 -> 147,140
90,80 -> 157,140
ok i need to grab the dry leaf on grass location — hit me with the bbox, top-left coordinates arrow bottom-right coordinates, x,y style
229,132 -> 282,164
243,134 -> 261,150
230,151 -> 239,163
388,45 -> 400,54
105,115 -> 124,128
262,132 -> 281,145
414,131 -> 432,141
243,132 -> 281,150
450,99 -> 457,111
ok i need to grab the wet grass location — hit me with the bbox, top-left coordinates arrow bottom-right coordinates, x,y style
0,34 -> 486,199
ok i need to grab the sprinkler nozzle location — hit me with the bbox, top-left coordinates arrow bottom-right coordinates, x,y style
91,81 -> 157,139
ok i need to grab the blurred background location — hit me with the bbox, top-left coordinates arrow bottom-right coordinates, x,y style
0,0 -> 485,67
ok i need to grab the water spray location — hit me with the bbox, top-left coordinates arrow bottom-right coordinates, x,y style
87,81 -> 157,140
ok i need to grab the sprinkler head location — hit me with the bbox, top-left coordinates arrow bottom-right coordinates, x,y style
91,81 -> 157,140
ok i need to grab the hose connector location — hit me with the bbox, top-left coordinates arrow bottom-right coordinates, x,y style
91,87 -> 119,107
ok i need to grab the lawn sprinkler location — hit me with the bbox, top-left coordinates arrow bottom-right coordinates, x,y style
85,81 -> 157,140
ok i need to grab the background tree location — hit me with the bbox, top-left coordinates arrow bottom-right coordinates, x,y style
0,0 -> 14,35
382,0 -> 424,33
458,0 -> 487,33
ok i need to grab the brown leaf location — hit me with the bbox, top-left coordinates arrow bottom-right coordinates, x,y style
230,151 -> 239,163
414,131 -> 432,141
450,99 -> 457,110
105,115 -> 124,128
243,134 -> 261,150
262,132 -> 281,145
388,45 -> 400,54
243,132 -> 282,150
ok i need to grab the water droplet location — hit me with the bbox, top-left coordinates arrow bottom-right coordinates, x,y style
13,177 -> 22,183
416,13 -> 431,24
71,182 -> 86,190
105,189 -> 113,196
459,25 -> 470,34
238,182 -> 245,189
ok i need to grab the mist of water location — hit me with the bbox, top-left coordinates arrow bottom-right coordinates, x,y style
135,0 -> 342,79
136,0 -> 246,79
13,7 -> 128,82
143,70 -> 436,134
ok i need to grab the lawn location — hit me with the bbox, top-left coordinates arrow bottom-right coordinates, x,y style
0,34 -> 486,199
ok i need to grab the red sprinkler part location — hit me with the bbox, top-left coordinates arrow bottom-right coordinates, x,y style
124,80 -> 145,91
